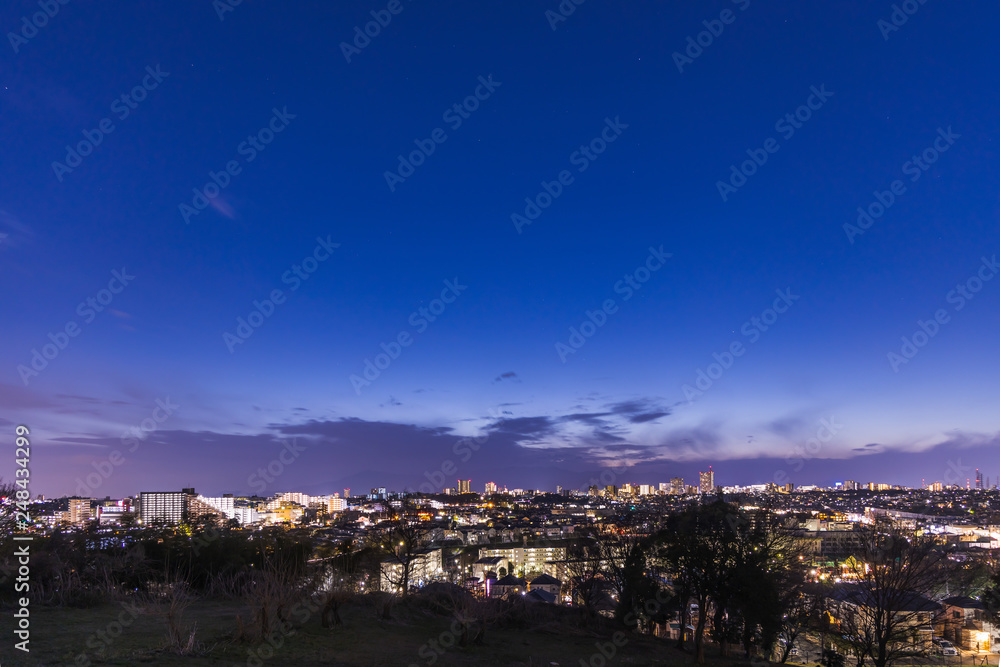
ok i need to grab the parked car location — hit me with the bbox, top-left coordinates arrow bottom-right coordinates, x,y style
778,637 -> 799,656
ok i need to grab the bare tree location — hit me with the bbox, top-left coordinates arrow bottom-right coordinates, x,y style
593,524 -> 633,599
833,520 -> 949,667
369,507 -> 431,596
776,580 -> 824,663
563,545 -> 604,616
235,544 -> 308,643
159,577 -> 199,654
316,539 -> 363,628
656,503 -> 733,664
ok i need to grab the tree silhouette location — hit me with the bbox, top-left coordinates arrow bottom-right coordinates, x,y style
834,519 -> 949,667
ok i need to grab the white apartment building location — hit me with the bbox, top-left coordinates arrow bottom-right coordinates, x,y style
478,544 -> 567,577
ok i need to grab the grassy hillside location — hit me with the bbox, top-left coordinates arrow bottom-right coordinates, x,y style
3,596 -> 757,667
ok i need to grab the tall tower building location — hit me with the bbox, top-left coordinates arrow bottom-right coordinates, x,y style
457,479 -> 471,494
699,467 -> 714,494
327,496 -> 345,513
139,491 -> 186,524
671,477 -> 684,495
68,498 -> 93,525
484,481 -> 498,495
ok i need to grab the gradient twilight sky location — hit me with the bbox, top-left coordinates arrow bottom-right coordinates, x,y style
2,0 -> 999,498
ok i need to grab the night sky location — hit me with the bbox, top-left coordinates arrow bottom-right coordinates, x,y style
3,0 -> 999,498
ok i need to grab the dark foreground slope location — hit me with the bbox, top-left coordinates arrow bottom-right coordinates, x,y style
2,595 -> 773,667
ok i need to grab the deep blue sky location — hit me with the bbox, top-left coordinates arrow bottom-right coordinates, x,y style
2,0 -> 999,498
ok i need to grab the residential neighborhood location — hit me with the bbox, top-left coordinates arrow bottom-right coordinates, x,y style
9,481 -> 1000,665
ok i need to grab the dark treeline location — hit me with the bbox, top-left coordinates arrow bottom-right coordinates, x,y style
0,514 -> 315,607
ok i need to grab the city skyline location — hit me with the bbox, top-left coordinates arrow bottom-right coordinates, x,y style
57,464 -> 1000,503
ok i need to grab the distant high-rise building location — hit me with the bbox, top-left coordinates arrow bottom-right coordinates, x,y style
659,482 -> 669,493
699,467 -> 714,494
327,496 -> 345,513
68,498 -> 92,525
457,479 -> 471,494
484,481 -> 498,495
199,494 -> 236,519
670,477 -> 684,495
556,485 -> 563,495
639,484 -> 652,496
139,491 -> 187,524
274,492 -> 312,507
97,499 -> 130,524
